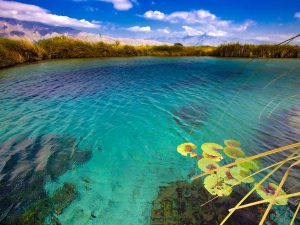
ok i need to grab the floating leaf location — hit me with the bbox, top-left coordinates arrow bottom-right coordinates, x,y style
217,168 -> 240,185
197,158 -> 219,172
230,166 -> 254,183
224,147 -> 245,159
236,158 -> 259,172
224,139 -> 241,147
177,142 -> 197,157
204,174 -> 232,197
201,142 -> 223,158
255,182 -> 288,205
203,152 -> 223,162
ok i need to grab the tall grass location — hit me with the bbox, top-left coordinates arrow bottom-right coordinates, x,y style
0,36 -> 299,68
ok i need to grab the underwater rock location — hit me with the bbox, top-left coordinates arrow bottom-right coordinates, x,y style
0,134 -> 92,224
150,179 -> 280,225
173,104 -> 209,132
18,182 -> 77,225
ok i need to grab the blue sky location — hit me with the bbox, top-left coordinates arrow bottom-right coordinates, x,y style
0,0 -> 300,44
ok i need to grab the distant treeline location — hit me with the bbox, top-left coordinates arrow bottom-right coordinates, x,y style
0,36 -> 300,68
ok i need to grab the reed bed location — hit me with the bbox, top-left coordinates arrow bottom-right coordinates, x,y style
1,36 -> 300,69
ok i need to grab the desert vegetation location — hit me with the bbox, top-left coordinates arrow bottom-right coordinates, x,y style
0,36 -> 300,68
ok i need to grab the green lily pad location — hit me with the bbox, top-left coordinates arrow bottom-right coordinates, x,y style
230,167 -> 254,183
204,174 -> 232,197
224,139 -> 241,147
201,142 -> 223,158
197,158 -> 219,172
202,152 -> 223,162
256,182 -> 288,205
217,168 -> 240,186
177,142 -> 197,157
224,147 -> 245,159
236,158 -> 259,172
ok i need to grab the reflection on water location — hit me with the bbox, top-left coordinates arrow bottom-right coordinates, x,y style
0,57 -> 299,224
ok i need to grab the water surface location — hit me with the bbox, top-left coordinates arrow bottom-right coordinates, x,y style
0,57 -> 299,224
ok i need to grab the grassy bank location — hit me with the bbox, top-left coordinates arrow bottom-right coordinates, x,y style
1,36 -> 300,68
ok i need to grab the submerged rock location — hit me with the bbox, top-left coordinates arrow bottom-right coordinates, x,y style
150,179 -> 280,225
0,134 -> 92,224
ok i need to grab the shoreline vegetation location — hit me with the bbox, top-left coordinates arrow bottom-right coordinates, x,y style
0,36 -> 300,69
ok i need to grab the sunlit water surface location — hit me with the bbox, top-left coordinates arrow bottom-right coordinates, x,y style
0,57 -> 299,224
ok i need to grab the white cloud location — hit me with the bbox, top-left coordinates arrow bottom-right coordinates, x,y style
255,36 -> 270,41
182,26 -> 204,36
127,26 -> 151,32
295,12 -> 300,19
157,28 -> 170,34
0,0 -> 99,28
143,9 -> 255,39
99,0 -> 133,11
144,10 -> 166,20
143,9 -> 217,24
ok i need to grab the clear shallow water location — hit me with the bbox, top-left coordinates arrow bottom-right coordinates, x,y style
0,57 -> 300,224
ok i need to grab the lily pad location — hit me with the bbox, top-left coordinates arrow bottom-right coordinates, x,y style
224,139 -> 241,147
224,147 -> 245,159
236,158 -> 259,172
204,174 -> 232,196
177,142 -> 197,157
230,167 -> 254,183
201,142 -> 223,158
255,182 -> 288,205
197,158 -> 219,172
217,168 -> 240,186
203,152 -> 223,162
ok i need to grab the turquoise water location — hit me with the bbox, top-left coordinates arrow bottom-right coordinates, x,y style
0,57 -> 300,224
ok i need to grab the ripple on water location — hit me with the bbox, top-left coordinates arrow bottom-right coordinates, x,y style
0,58 -> 299,225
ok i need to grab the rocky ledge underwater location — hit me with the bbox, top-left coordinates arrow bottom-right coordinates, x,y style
0,133 -> 92,225
150,178 -> 296,225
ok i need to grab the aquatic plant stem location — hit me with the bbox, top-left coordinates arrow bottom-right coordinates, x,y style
290,203 -> 300,225
228,192 -> 300,211
219,148 -> 300,225
192,143 -> 300,180
259,159 -> 300,225
230,155 -> 300,188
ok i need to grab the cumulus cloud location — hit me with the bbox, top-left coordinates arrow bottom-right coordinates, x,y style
127,26 -> 151,32
182,26 -> 204,36
143,9 -> 255,38
99,0 -> 133,11
0,0 -> 99,28
144,10 -> 166,20
295,12 -> 300,19
143,9 -> 217,24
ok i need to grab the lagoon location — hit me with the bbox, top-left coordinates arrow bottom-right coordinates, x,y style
0,57 -> 299,224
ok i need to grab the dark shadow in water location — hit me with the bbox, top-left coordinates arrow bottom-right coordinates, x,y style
151,179 -> 283,225
256,105 -> 300,203
0,134 -> 92,224
173,103 -> 209,133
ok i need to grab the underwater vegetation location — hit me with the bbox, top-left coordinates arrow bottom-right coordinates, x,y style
0,133 -> 92,224
151,179 -> 279,225
19,182 -> 77,225
176,140 -> 300,224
